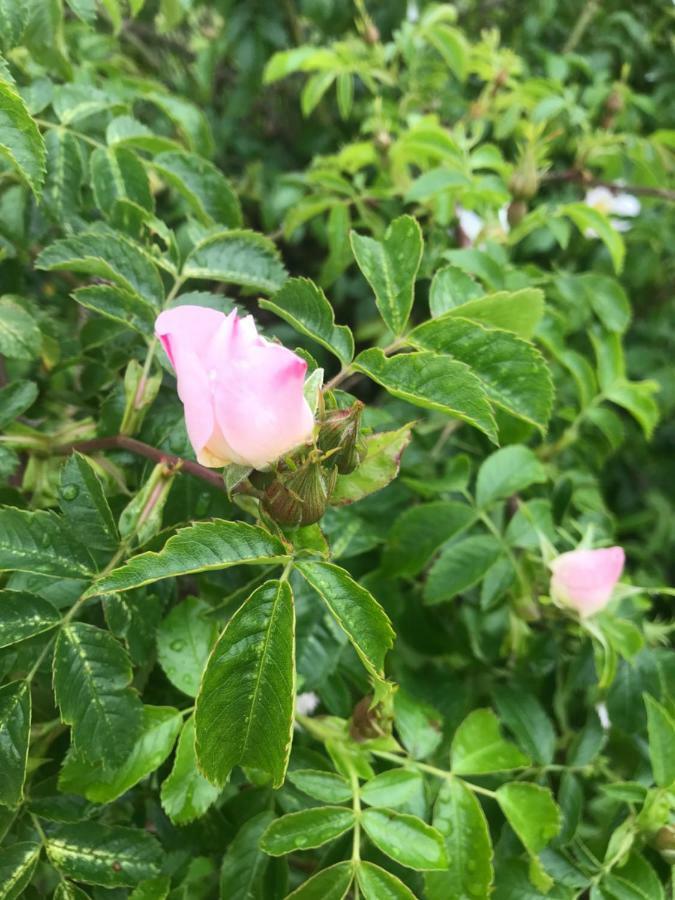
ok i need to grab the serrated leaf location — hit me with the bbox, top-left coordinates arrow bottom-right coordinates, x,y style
46,823 -> 162,888
90,146 -> 153,217
451,708 -> 530,774
331,424 -> 413,505
496,782 -> 561,854
72,284 -> 156,336
350,215 -> 423,335
410,316 -> 554,431
0,380 -> 37,429
0,842 -> 41,900
88,520 -> 288,595
394,690 -> 443,760
562,202 -> 625,273
161,715 -> 220,824
0,297 -> 41,360
357,862 -> 415,899
425,23 -> 468,80
59,453 -> 118,555
644,694 -> 675,787
106,115 -> 180,154
157,597 -> 217,697
59,706 -> 181,803
443,288 -> 545,338
360,769 -> 423,808
36,230 -> 165,306
493,686 -> 556,766
53,622 -> 143,768
383,501 -> 475,577
476,445 -> 547,509
353,349 -> 497,443
425,778 -> 493,900
145,92 -> 213,157
287,861 -> 353,899
195,579 -> 294,788
424,535 -> 502,604
153,151 -> 241,228
220,810 -> 274,900
361,808 -> 448,871
287,769 -> 352,803
183,229 -> 287,294
44,128 -> 84,223
0,590 -> 60,648
429,264 -> 483,317
296,560 -> 394,681
0,80 -> 46,195
260,277 -> 354,365
0,681 -> 30,808
260,807 -> 355,856
0,507 -> 94,578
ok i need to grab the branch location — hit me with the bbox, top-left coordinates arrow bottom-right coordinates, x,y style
51,436 -> 226,492
544,169 -> 675,202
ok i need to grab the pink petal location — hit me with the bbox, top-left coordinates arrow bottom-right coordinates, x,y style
550,547 -> 625,617
169,344 -> 215,461
155,305 -> 228,368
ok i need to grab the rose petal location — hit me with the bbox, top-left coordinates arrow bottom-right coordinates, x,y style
550,546 -> 625,617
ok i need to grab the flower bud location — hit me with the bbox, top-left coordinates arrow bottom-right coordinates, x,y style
507,200 -> 528,227
549,546 -> 625,617
262,458 -> 333,527
318,401 -> 366,475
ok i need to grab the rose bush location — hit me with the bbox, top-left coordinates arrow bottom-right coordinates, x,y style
0,2 -> 673,899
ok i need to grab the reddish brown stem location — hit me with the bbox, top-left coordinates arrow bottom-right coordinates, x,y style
51,436 -> 226,492
544,169 -> 675,202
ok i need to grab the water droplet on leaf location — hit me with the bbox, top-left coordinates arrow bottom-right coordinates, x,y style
61,483 -> 79,501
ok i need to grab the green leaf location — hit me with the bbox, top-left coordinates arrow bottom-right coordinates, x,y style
145,92 -> 214,157
0,507 -> 94,578
296,560 -> 394,680
153,150 -> 242,228
106,116 -> 180,154
410,317 -> 553,431
331,424 -> 413,505
643,694 -> 675,787
425,778 -> 493,900
476,445 -> 547,509
442,288 -> 545,338
425,23 -> 468,80
350,215 -> 423,335
493,686 -> 556,766
580,273 -> 631,333
36,230 -> 165,306
360,769 -> 423,808
287,769 -> 352,803
260,807 -> 355,856
43,128 -> 84,223
0,380 -> 37,430
260,277 -> 354,365
0,842 -> 41,900
0,297 -> 41,360
357,861 -> 416,900
72,284 -> 156,336
88,520 -> 288,596
129,877 -> 171,900
429,265 -> 483,317
287,862 -> 354,899
59,453 -> 118,555
394,690 -> 443,759
46,823 -> 162,888
0,80 -> 46,195
183,230 -> 287,294
90,146 -> 153,217
354,349 -> 497,443
601,853 -> 664,900
424,536 -> 502,605
160,715 -> 220,824
451,708 -> 530,774
383,501 -> 475,577
220,810 -> 274,900
59,705 -> 182,803
195,580 -> 295,788
53,881 -> 92,900
157,597 -> 217,697
361,808 -> 448,871
496,782 -> 561,854
562,202 -> 625,273
604,379 -> 660,440
0,590 -> 60,648
53,622 -> 143,768
0,681 -> 30,808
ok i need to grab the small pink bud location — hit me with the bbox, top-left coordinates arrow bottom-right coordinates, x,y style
549,547 -> 625,617
155,307 -> 314,470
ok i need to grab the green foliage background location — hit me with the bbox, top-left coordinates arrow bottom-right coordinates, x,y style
0,1 -> 673,898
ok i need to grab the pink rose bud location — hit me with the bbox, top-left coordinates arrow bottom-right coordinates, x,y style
155,306 -> 314,470
549,547 -> 625,617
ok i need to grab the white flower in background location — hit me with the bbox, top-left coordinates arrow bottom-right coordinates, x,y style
456,205 -> 510,246
406,1 -> 419,22
295,691 -> 319,717
584,186 -> 641,233
596,702 -> 611,731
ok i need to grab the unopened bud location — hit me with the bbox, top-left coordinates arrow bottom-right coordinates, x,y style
507,200 -> 528,227
363,22 -> 380,44
374,129 -> 392,152
509,163 -> 539,200
262,459 -> 332,527
318,401 -> 366,475
654,827 -> 675,864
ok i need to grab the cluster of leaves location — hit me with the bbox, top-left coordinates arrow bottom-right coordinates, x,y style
0,1 -> 673,898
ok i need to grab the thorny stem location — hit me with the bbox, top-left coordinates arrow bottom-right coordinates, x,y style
562,0 -> 601,54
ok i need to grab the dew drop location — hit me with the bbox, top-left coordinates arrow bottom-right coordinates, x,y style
295,837 -> 308,847
170,638 -> 186,652
61,483 -> 80,501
